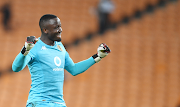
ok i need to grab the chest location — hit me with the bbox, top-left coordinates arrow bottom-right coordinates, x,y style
36,46 -> 66,68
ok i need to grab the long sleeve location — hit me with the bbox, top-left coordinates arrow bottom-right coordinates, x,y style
12,52 -> 32,72
65,57 -> 95,76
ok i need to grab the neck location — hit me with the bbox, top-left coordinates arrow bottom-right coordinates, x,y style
40,35 -> 55,46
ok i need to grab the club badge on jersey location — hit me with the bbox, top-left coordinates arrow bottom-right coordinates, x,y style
57,45 -> 63,51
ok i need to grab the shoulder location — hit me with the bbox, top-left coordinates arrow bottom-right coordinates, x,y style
29,41 -> 42,55
56,41 -> 67,51
56,41 -> 63,46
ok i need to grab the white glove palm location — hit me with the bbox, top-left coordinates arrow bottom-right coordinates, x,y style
93,43 -> 111,63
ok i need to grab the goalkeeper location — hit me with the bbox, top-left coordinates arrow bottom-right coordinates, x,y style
12,14 -> 110,107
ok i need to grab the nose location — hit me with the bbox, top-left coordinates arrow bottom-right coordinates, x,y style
58,27 -> 62,33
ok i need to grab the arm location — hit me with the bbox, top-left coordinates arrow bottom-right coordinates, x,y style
12,53 -> 31,72
65,57 -> 95,76
12,36 -> 37,72
65,43 -> 111,76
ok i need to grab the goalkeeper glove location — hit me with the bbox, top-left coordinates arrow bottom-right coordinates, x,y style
92,43 -> 111,63
21,36 -> 38,56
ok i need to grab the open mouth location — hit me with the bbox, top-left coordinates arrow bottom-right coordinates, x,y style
57,33 -> 61,37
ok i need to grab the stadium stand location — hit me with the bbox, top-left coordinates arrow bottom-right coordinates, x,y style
0,0 -> 179,107
0,0 -> 162,72
0,0 -> 161,73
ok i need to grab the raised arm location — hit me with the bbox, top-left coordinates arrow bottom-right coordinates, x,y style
12,53 -> 31,72
65,57 -> 95,76
65,43 -> 111,76
12,36 -> 38,72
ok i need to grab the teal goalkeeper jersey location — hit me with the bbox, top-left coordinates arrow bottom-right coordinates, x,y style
12,39 -> 95,105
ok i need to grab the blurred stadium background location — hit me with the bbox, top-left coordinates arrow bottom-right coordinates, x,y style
0,0 -> 180,107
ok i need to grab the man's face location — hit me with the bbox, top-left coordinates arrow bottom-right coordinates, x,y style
45,17 -> 62,42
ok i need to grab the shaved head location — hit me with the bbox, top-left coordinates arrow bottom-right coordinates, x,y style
39,14 -> 57,32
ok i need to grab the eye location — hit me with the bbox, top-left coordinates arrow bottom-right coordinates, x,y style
55,25 -> 61,29
55,26 -> 59,29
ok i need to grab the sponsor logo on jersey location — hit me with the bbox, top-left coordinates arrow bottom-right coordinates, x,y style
53,68 -> 63,71
54,56 -> 61,66
53,56 -> 63,71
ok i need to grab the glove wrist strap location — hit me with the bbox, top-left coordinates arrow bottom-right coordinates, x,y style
21,46 -> 28,56
92,54 -> 102,63
21,46 -> 26,54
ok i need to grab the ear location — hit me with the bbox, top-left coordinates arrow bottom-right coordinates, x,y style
43,28 -> 48,34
